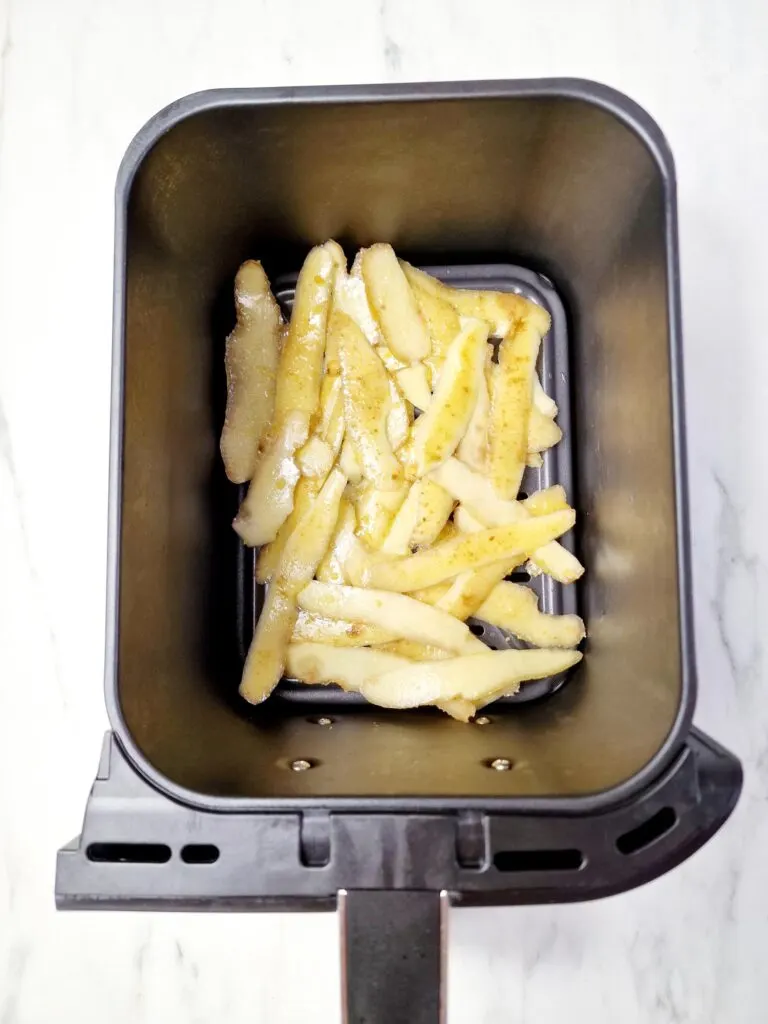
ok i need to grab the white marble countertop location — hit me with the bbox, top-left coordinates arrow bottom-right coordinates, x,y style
1,0 -> 765,1020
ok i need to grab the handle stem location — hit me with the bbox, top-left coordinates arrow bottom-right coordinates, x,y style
340,889 -> 448,1024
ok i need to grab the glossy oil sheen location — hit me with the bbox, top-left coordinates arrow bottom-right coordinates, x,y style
111,82 -> 691,806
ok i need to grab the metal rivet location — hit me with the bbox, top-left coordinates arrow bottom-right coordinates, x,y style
488,757 -> 513,771
475,716 -> 491,726
290,759 -> 313,772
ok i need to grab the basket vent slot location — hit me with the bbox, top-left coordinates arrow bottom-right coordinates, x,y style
181,844 -> 220,864
86,843 -> 171,864
616,806 -> 677,855
494,848 -> 583,872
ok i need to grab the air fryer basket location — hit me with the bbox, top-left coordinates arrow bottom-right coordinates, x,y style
57,81 -> 742,1024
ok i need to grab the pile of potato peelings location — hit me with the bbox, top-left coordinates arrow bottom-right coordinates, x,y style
221,242 -> 585,721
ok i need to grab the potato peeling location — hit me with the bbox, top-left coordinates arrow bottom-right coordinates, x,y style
222,243 -> 584,717
220,261 -> 282,484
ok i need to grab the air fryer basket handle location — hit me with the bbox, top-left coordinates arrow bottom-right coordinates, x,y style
340,889 -> 447,1024
57,727 -> 741,912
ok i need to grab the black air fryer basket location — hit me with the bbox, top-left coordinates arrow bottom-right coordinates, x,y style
57,80 -> 742,1023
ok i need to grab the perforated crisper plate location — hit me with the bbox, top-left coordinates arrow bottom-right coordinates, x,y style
236,263 -> 579,706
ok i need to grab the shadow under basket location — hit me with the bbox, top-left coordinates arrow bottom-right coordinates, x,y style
57,80 -> 742,1024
